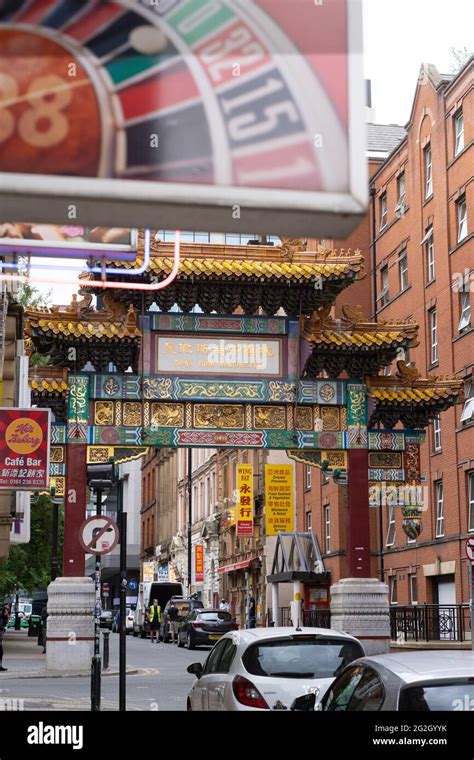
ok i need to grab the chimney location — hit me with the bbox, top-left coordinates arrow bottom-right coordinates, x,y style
365,79 -> 376,123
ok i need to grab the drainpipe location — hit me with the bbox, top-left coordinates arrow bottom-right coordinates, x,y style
370,185 -> 385,583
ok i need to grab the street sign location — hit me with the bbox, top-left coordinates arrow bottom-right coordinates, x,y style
0,408 -> 50,491
0,0 -> 366,238
127,580 -> 138,591
466,537 -> 474,563
79,516 -> 119,556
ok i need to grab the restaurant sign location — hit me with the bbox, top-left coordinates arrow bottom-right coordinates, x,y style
0,408 -> 50,491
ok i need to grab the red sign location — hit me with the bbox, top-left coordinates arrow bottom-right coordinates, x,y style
195,544 -> 204,583
466,538 -> 474,563
0,408 -> 50,491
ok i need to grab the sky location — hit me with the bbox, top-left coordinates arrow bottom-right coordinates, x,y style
363,0 -> 472,124
29,0 -> 472,305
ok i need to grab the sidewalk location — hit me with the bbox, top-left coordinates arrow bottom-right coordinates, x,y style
0,629 -> 137,679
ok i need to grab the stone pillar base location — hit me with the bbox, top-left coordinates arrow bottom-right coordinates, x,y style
46,577 -> 95,673
330,578 -> 390,656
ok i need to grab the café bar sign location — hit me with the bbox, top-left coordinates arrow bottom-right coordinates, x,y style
0,408 -> 50,491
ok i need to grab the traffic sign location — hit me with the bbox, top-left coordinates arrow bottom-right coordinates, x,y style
127,580 -> 138,591
79,516 -> 119,556
466,537 -> 474,563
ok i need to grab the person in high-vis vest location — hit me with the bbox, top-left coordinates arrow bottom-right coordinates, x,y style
148,599 -> 161,644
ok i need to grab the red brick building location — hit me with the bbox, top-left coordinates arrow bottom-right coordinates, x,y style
296,59 -> 473,613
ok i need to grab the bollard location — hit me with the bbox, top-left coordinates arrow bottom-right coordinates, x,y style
102,630 -> 110,671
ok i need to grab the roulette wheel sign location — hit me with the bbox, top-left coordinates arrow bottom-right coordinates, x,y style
0,0 -> 366,237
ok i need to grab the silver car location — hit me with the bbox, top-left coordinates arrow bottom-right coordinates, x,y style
313,651 -> 474,711
186,626 -> 365,711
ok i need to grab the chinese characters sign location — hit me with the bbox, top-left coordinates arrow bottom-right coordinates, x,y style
237,465 -> 254,537
157,336 -> 282,377
265,464 -> 294,536
195,544 -> 204,583
0,408 -> 50,491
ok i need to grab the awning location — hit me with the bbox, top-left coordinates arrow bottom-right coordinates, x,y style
217,558 -> 259,574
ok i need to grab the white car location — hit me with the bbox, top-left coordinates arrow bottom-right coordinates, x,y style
186,627 -> 365,711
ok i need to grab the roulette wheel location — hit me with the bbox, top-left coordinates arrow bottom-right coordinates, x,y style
0,0 -> 351,191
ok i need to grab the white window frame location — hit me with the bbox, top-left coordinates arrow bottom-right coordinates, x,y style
305,464 -> 312,490
399,250 -> 408,291
324,505 -> 331,553
429,308 -> 438,364
468,472 -> 474,532
224,233 -> 257,245
390,576 -> 398,605
396,172 -> 406,210
454,110 -> 464,156
424,144 -> 433,198
433,415 -> 442,451
458,291 -> 471,332
457,197 -> 468,242
380,265 -> 389,306
410,574 -> 418,605
379,193 -> 388,230
386,504 -> 396,547
306,510 -> 312,532
435,481 -> 444,537
425,228 -> 435,282
461,377 -> 474,424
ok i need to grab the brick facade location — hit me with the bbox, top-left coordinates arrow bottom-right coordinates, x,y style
296,60 -> 474,607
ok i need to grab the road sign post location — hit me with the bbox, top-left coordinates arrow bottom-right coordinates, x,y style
79,511 -> 119,711
466,538 -> 474,652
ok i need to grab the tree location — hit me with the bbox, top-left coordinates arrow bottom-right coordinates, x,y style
0,494 -> 63,597
449,46 -> 472,74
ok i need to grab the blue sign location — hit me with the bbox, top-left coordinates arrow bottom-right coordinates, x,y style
127,580 -> 138,591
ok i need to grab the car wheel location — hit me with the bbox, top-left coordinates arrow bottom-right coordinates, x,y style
186,633 -> 195,650
177,636 -> 184,648
140,630 -> 146,639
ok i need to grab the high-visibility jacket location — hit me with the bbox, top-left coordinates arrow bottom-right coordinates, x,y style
148,605 -> 161,623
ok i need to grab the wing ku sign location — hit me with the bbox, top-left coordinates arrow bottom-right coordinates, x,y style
0,408 -> 51,491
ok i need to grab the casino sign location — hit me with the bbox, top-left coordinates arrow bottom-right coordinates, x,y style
0,0 -> 366,237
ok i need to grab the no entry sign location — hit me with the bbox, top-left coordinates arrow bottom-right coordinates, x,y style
79,516 -> 119,556
466,537 -> 474,563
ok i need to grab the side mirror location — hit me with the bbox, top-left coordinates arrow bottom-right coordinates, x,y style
290,693 -> 316,711
187,662 -> 203,678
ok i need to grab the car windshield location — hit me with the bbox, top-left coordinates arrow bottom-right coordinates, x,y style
198,612 -> 231,622
399,682 -> 474,711
242,637 -> 364,679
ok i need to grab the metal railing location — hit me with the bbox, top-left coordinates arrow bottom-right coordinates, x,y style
390,604 -> 471,643
267,607 -> 331,628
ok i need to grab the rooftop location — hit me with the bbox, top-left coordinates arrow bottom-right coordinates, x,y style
367,123 -> 407,155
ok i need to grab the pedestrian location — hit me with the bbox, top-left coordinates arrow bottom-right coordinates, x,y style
167,601 -> 180,643
0,604 -> 9,671
219,599 -> 230,612
247,595 -> 256,629
147,599 -> 161,644
40,605 -> 48,654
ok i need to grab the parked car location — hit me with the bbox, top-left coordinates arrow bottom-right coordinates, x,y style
112,606 -> 135,634
186,626 -> 365,711
7,614 -> 29,630
178,608 -> 238,649
161,597 -> 204,642
313,651 -> 474,712
99,610 -> 114,630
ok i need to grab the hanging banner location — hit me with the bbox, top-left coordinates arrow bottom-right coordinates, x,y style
237,464 -> 254,537
142,561 -> 155,583
265,464 -> 294,536
195,544 -> 204,583
0,408 -> 50,491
